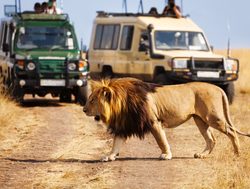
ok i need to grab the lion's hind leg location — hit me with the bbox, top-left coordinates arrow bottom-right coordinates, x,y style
212,121 -> 240,156
193,115 -> 216,159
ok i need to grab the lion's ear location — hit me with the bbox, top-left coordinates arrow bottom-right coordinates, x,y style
102,87 -> 112,102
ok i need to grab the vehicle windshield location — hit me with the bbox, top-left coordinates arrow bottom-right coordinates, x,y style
16,26 -> 76,50
154,31 -> 209,51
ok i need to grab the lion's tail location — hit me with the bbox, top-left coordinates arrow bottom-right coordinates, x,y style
222,90 -> 250,137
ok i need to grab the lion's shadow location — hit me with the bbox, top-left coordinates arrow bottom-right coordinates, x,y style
4,156 -> 195,164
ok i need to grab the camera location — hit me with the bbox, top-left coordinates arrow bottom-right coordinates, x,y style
169,3 -> 175,9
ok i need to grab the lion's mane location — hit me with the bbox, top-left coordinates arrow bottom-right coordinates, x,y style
93,78 -> 160,139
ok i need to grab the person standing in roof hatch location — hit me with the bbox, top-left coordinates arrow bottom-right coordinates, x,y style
162,0 -> 182,18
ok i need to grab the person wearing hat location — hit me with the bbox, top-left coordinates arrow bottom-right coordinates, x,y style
148,7 -> 159,16
162,0 -> 182,18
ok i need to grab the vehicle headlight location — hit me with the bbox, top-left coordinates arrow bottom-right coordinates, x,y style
225,59 -> 238,71
68,63 -> 77,71
27,62 -> 36,71
172,59 -> 188,69
79,59 -> 88,71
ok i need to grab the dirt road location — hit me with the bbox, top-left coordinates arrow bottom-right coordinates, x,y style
0,93 -> 250,188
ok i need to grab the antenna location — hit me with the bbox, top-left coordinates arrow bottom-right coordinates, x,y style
60,0 -> 64,12
15,0 -> 21,13
227,21 -> 231,58
123,0 -> 128,13
181,0 -> 183,13
138,0 -> 144,13
15,0 -> 17,13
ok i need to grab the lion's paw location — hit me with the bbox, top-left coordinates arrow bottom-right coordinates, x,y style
194,153 -> 206,159
159,153 -> 172,160
101,154 -> 116,162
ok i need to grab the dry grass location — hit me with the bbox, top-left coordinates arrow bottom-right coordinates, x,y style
215,49 -> 250,94
207,93 -> 250,189
0,94 -> 19,134
196,49 -> 250,188
0,91 -> 25,155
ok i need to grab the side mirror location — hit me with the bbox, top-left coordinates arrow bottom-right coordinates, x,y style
81,44 -> 87,52
210,45 -> 214,52
139,43 -> 149,52
3,43 -> 9,52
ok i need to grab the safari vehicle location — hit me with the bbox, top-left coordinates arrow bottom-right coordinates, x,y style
0,6 -> 88,104
88,12 -> 239,103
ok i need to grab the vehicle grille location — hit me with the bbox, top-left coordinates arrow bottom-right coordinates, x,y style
39,60 -> 65,79
193,60 -> 224,70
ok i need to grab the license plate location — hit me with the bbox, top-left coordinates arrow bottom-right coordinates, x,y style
40,79 -> 65,86
197,71 -> 219,78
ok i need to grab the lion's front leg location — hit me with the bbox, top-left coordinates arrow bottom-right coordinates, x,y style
150,121 -> 172,160
102,136 -> 126,162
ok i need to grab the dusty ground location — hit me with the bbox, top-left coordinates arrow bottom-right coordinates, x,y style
0,92 -> 250,189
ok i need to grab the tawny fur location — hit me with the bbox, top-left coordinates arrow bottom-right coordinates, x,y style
83,78 -> 250,161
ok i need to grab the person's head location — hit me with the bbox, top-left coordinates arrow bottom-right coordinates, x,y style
168,0 -> 175,8
149,7 -> 158,15
41,2 -> 48,12
34,2 -> 42,13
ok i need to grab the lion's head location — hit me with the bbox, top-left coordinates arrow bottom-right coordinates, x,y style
83,78 -> 159,139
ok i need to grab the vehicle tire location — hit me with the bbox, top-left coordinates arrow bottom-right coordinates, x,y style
59,90 -> 72,103
102,68 -> 113,79
154,74 -> 171,85
77,85 -> 89,106
10,82 -> 24,103
221,83 -> 235,104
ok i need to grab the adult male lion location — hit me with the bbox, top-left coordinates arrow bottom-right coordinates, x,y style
83,78 -> 250,161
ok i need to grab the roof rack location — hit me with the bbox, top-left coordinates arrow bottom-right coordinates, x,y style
14,12 -> 69,21
96,11 -> 187,18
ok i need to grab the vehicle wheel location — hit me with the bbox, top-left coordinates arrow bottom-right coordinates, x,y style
221,83 -> 235,104
154,74 -> 171,85
10,82 -> 24,103
77,85 -> 89,106
59,90 -> 72,103
102,68 -> 113,79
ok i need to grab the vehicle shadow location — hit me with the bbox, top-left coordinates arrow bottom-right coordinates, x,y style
21,98 -> 64,108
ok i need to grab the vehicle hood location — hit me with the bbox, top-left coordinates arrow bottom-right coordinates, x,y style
156,50 -> 224,60
15,50 -> 80,60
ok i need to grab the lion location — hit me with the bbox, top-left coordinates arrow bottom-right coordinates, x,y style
83,77 -> 250,161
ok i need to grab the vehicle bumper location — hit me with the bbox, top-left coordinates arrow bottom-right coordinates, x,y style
16,78 -> 88,88
166,70 -> 238,85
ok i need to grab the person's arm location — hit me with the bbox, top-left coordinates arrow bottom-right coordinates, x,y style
162,6 -> 169,15
173,6 -> 182,18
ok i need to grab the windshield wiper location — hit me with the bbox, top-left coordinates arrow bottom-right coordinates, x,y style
50,45 -> 66,51
170,47 -> 188,50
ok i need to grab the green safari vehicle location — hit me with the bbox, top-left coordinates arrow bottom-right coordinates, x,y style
0,9 -> 88,104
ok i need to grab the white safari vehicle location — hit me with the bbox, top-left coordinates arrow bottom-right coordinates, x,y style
88,12 -> 239,103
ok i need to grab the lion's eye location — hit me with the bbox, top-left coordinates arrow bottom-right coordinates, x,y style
90,99 -> 94,104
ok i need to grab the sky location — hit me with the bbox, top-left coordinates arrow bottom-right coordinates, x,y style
0,0 -> 250,49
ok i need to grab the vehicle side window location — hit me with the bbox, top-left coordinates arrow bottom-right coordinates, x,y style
0,22 -> 8,50
2,23 -> 9,46
120,25 -> 134,50
0,22 -> 4,49
94,24 -> 120,50
139,31 -> 149,52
